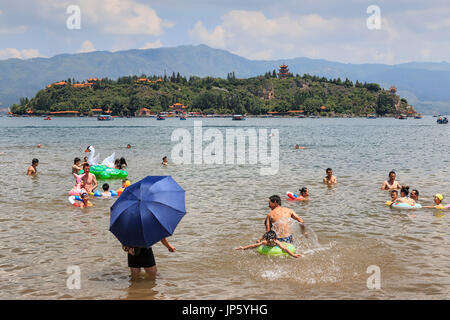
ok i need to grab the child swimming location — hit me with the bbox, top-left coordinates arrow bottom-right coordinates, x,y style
234,231 -> 302,258
386,190 -> 398,206
101,183 -> 112,198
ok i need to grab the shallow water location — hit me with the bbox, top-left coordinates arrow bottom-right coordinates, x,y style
0,116 -> 448,299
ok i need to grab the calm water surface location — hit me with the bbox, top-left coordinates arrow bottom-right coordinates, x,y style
0,116 -> 448,299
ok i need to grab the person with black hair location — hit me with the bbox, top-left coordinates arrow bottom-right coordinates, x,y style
323,168 -> 337,184
397,186 -> 415,205
264,195 -> 308,242
381,171 -> 402,190
235,231 -> 302,258
27,158 -> 39,176
72,157 -> 82,176
119,157 -> 127,169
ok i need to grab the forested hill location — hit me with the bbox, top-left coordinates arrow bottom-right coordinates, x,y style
10,72 -> 414,116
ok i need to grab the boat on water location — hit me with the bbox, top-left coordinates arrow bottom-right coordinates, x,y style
44,116 -> 51,120
309,115 -> 320,118
232,114 -> 246,120
157,115 -> 166,120
367,114 -> 377,119
437,116 -> 448,124
98,115 -> 113,121
414,114 -> 423,119
298,115 -> 306,118
179,115 -> 187,120
397,114 -> 408,119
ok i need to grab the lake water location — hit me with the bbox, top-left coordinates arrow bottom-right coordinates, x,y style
0,116 -> 448,299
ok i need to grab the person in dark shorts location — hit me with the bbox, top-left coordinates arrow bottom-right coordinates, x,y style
123,238 -> 176,278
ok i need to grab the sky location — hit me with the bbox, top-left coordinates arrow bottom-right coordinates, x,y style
1,0 -> 450,64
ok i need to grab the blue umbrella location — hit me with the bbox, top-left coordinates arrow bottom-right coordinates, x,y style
109,176 -> 186,248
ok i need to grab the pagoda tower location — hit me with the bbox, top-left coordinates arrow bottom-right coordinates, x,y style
278,64 -> 290,79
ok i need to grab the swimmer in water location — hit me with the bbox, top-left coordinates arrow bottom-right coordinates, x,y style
79,192 -> 93,208
263,195 -> 308,242
295,187 -> 309,200
119,157 -> 127,169
235,231 -> 302,258
410,189 -> 419,202
381,171 -> 402,190
27,158 -> 39,176
82,156 -> 89,167
127,144 -> 131,149
396,186 -> 415,205
162,156 -> 168,166
386,190 -> 398,206
101,183 -> 112,198
323,168 -> 337,185
423,194 -> 446,209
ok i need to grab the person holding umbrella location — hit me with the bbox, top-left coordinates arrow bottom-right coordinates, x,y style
110,176 -> 186,279
123,239 -> 176,278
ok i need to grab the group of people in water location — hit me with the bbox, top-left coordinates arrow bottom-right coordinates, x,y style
382,171 -> 447,209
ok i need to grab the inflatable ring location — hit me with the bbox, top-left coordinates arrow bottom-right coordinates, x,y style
391,202 -> 422,210
91,190 -> 118,197
257,243 -> 296,256
286,191 -> 304,201
69,196 -> 82,207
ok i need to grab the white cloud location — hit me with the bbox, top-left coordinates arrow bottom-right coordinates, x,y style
189,21 -> 226,48
77,40 -> 96,53
0,48 -> 40,60
79,0 -> 174,35
141,40 -> 163,49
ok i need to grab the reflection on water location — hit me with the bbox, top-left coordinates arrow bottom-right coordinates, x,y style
0,116 -> 448,299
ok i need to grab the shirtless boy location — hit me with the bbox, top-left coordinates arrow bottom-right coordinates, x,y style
323,168 -> 337,185
263,195 -> 308,243
381,171 -> 401,190
27,158 -> 39,176
80,163 -> 98,193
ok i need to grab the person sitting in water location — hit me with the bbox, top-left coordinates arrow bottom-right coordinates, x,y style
235,230 -> 302,258
162,156 -> 168,166
381,171 -> 402,190
263,195 -> 308,243
323,168 -> 337,185
80,163 -> 98,193
79,192 -> 93,208
27,158 -> 39,176
117,179 -> 131,196
101,183 -> 112,198
423,194 -> 446,209
72,157 -> 82,176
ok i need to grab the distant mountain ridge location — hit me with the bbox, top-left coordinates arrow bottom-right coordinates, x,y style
1,44 -> 449,114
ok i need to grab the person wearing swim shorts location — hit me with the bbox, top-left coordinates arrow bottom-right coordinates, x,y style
263,195 -> 308,243
381,171 -> 402,190
235,231 -> 302,258
123,238 -> 176,278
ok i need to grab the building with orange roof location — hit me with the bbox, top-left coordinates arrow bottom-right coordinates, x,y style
169,103 -> 187,115
278,64 -> 290,79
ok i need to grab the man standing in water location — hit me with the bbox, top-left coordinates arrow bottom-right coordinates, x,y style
80,163 -> 98,193
27,158 -> 39,176
381,171 -> 402,190
323,168 -> 337,185
263,195 -> 308,243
